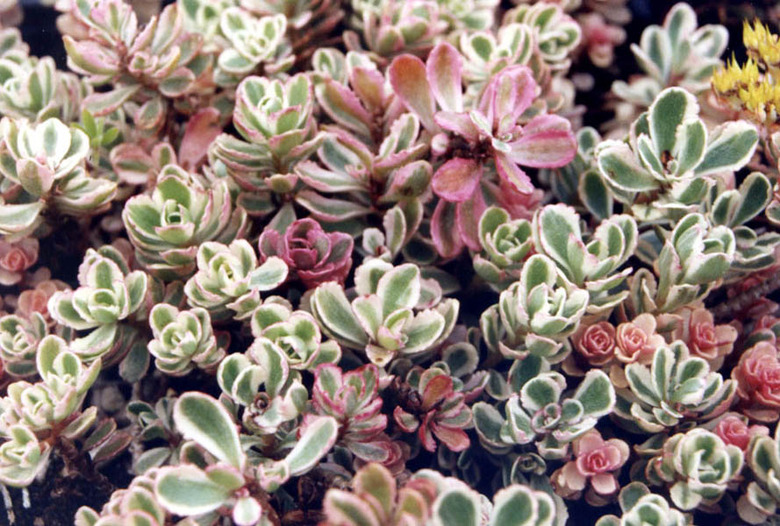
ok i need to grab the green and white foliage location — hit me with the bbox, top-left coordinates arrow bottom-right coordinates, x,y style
597,87 -> 758,222
646,428 -> 743,510
311,259 -> 459,366
596,483 -> 691,526
122,163 -> 248,280
615,341 -> 735,433
473,206 -> 533,291
184,239 -> 288,320
612,3 -> 728,108
250,298 -> 341,370
217,339 -> 307,434
481,254 -> 588,362
0,117 -> 115,239
532,204 -> 637,313
148,303 -> 225,376
474,370 -> 615,459
739,423 -> 780,524
155,393 -> 337,523
48,246 -> 149,362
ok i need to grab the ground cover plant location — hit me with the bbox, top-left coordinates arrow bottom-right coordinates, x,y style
0,0 -> 780,524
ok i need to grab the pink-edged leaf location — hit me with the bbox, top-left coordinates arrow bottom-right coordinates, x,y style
480,66 -> 536,135
434,111 -> 479,142
456,186 -> 486,252
506,114 -> 577,169
431,199 -> 465,259
421,375 -> 453,410
494,151 -> 534,194
316,80 -> 373,137
389,54 -> 436,131
419,413 -> 438,452
179,107 -> 223,171
426,42 -> 463,113
393,406 -> 419,433
431,424 -> 470,452
432,158 -> 481,202
351,67 -> 386,112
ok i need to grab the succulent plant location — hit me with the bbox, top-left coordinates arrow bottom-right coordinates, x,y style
646,428 -> 743,510
597,87 -> 758,222
122,164 -> 248,279
481,254 -> 589,362
551,429 -> 629,505
311,259 -> 458,366
611,3 -> 727,113
393,364 -> 473,453
250,299 -> 341,369
147,303 -> 225,375
258,218 -> 353,289
184,239 -> 288,320
615,340 -> 735,433
311,363 -> 396,463
596,483 -> 690,526
48,247 -> 149,362
474,370 -> 616,459
738,422 -> 780,524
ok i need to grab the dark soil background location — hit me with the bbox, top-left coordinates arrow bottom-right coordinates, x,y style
0,0 -> 774,525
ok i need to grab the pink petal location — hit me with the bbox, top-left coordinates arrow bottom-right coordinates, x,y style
573,430 -> 605,456
456,185 -> 486,252
432,158 -> 481,202
494,152 -> 534,194
431,199 -> 465,259
426,42 -> 463,113
590,473 -> 618,495
506,115 -> 577,169
389,54 -> 436,132
179,107 -> 223,171
561,461 -> 587,491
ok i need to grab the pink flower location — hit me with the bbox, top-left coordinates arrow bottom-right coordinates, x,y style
578,13 -> 626,68
572,321 -> 616,367
16,279 -> 70,325
0,238 -> 38,286
258,218 -> 353,289
733,342 -> 780,422
668,307 -> 737,365
614,313 -> 664,364
713,415 -> 769,451
552,430 -> 629,504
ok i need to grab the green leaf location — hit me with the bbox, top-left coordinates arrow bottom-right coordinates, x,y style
597,142 -> 658,192
649,88 -> 698,156
377,264 -> 421,316
173,393 -> 244,469
311,282 -> 369,349
249,256 -> 288,291
284,416 -> 338,475
579,170 -> 613,221
695,121 -> 758,176
573,370 -> 615,417
432,488 -> 480,526
155,464 -> 234,517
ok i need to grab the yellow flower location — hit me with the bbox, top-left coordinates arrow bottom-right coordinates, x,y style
744,20 -> 780,66
712,58 -> 760,95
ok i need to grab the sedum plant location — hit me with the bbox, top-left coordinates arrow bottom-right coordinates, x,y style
311,259 -> 458,366
614,340 -> 735,433
645,428 -> 743,511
